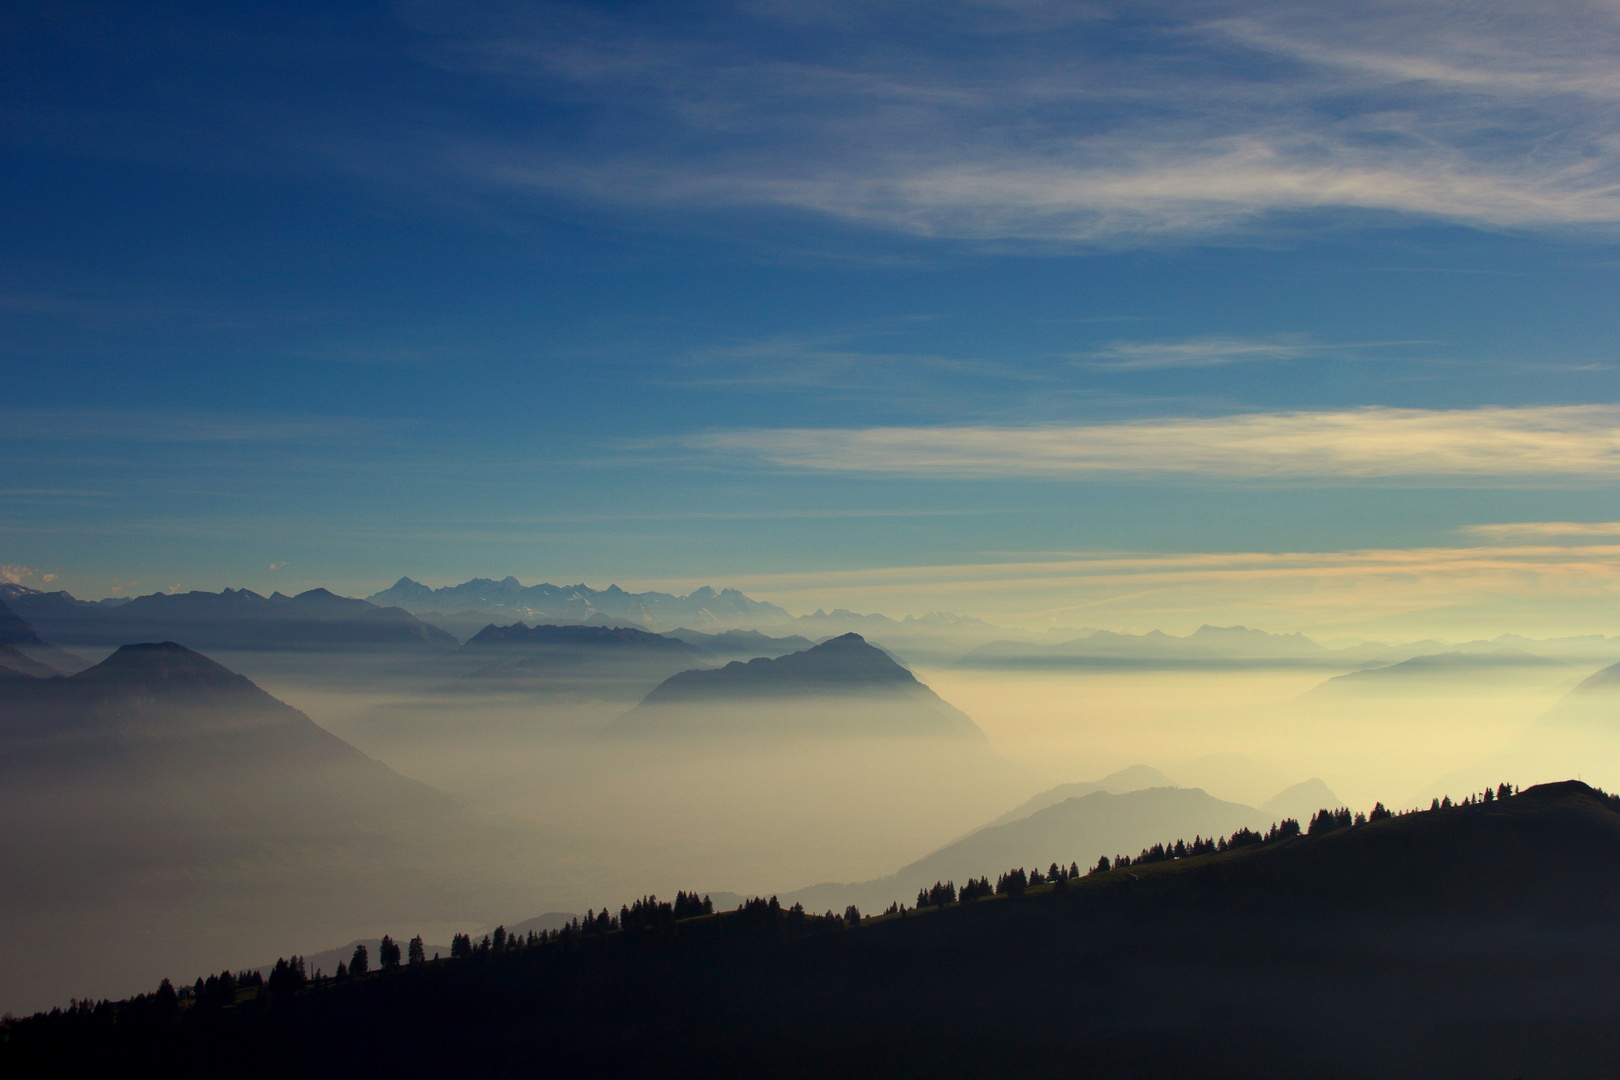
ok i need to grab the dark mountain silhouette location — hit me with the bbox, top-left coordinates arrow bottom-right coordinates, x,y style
785,785 -> 1266,914
607,634 -> 984,740
0,595 -> 87,674
368,577 -> 791,631
663,627 -> 814,658
0,642 -> 376,777
0,644 -> 57,679
13,782 -> 1620,1079
0,585 -> 455,652
639,633 -> 918,701
0,594 -> 44,646
463,622 -> 706,657
977,764 -> 1178,830
1260,777 -> 1344,822
0,643 -> 606,1013
460,622 -> 715,694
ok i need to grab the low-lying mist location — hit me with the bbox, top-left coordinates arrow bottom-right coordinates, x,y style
9,626 -> 1620,1017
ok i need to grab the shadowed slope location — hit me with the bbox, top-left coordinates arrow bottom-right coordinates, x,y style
0,643 -> 603,1014
607,633 -> 984,740
11,783 -> 1620,1080
0,596 -> 88,674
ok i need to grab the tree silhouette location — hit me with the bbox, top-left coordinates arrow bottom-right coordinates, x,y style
378,936 -> 401,971
408,936 -> 425,966
349,944 -> 369,977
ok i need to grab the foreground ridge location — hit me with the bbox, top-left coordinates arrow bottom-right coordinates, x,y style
6,780 -> 1619,1080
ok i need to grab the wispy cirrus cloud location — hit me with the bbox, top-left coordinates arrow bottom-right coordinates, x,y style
691,405 -> 1620,481
647,541 -> 1620,638
1461,521 -> 1620,541
409,0 -> 1620,242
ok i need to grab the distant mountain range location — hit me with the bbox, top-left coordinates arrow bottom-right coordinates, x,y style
368,577 -> 792,631
607,633 -> 985,740
1312,647 -> 1565,694
663,627 -> 814,658
977,764 -> 1178,830
0,584 -> 455,653
460,622 -> 716,695
783,765 -> 1348,914
959,624 -> 1620,671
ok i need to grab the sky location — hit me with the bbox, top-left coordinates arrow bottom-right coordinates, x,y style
6,0 -> 1620,638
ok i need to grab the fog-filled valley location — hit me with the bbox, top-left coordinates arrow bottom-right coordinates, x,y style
5,578 -> 1619,1018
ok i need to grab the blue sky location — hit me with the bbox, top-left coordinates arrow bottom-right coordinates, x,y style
6,1 -> 1620,636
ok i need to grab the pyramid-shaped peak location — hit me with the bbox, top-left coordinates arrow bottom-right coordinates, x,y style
76,641 -> 254,692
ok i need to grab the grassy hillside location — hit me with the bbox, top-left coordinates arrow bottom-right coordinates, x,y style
7,781 -> 1620,1079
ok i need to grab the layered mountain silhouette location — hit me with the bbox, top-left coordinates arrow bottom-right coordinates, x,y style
29,783 -> 1618,1078
0,596 -> 86,675
1313,647 -> 1562,694
1260,777 -> 1344,822
977,764 -> 1178,830
0,642 -> 601,1013
460,622 -> 714,694
663,627 -> 814,659
0,585 -> 455,652
368,577 -> 791,631
607,633 -> 984,740
0,641 -> 458,854
784,785 -> 1268,914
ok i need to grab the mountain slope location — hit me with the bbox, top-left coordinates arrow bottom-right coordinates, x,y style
0,585 -> 455,652
459,622 -> 715,697
0,595 -> 87,674
0,643 -> 602,1013
607,633 -> 984,740
785,785 -> 1269,914
13,782 -> 1619,1080
977,764 -> 1177,830
663,627 -> 814,659
1260,777 -> 1344,822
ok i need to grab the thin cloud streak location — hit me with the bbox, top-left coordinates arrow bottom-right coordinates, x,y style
1462,521 -> 1620,540
417,0 -> 1620,241
693,406 -> 1620,481
651,542 -> 1620,637
1070,334 -> 1428,371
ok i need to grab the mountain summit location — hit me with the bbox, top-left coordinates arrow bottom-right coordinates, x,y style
608,634 -> 984,740
639,633 -> 916,703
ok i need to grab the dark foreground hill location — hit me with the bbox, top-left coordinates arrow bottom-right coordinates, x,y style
9,781 -> 1620,1079
608,633 -> 984,740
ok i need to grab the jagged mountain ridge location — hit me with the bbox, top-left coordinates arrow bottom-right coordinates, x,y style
0,585 -> 455,652
369,577 -> 791,631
